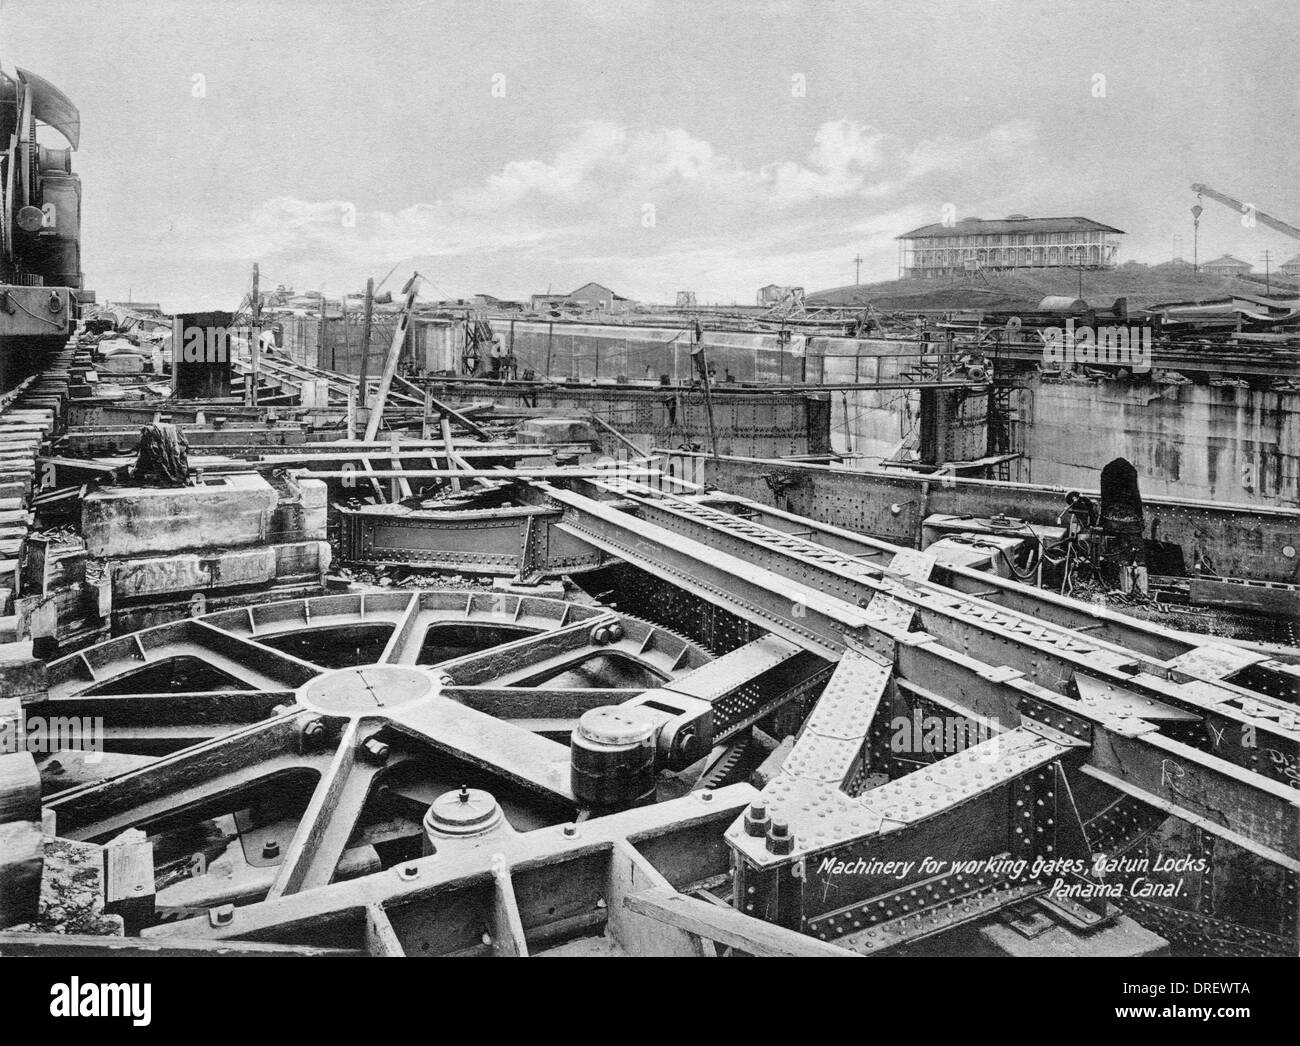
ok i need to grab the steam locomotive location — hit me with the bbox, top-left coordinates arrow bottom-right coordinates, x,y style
0,64 -> 83,390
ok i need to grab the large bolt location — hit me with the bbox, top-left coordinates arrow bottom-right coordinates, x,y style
261,839 -> 281,860
607,622 -> 625,642
591,625 -> 611,644
766,819 -> 794,855
744,802 -> 771,838
361,737 -> 390,764
301,718 -> 327,747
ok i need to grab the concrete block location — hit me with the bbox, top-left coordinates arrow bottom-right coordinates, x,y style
302,506 -> 327,540
99,354 -> 144,375
109,546 -> 277,598
0,820 -> 42,927
82,474 -> 278,557
110,556 -> 207,599
273,540 -> 331,579
0,641 -> 47,702
298,477 -> 328,511
298,479 -> 328,540
0,752 -> 40,822
517,417 -> 600,446
208,546 -> 278,588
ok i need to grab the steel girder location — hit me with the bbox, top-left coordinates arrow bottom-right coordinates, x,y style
540,481 -> 1299,951
548,484 -> 1299,791
680,450 -> 1300,588
336,503 -> 608,578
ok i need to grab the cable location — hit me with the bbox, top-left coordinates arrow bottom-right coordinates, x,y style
8,294 -> 68,329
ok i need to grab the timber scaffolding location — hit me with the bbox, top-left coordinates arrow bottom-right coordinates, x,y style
0,321 -> 1296,959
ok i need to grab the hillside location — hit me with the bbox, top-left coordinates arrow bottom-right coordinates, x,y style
807,268 -> 1300,312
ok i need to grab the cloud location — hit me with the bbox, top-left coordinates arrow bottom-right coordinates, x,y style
172,117 -> 1045,300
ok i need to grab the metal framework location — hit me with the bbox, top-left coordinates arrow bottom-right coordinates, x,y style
14,475 -> 1300,955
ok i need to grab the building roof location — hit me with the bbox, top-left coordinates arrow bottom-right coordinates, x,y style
1280,254 -> 1300,268
897,216 -> 1124,240
570,281 -> 615,297
1201,254 -> 1252,268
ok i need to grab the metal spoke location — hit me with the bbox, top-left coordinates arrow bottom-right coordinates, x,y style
432,614 -> 618,685
29,690 -> 289,754
440,685 -> 643,719
33,690 -> 296,721
388,697 -> 575,804
44,711 -> 317,842
186,620 -> 326,690
377,592 -> 422,664
266,719 -> 382,898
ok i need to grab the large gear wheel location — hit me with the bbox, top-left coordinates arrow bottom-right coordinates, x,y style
32,588 -> 716,924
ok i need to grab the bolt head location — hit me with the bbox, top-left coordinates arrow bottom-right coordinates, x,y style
361,737 -> 390,764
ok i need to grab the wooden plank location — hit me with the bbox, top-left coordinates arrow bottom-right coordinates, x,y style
606,841 -> 709,957
623,887 -> 859,957
363,903 -> 406,957
103,835 -> 156,934
363,278 -> 420,442
0,752 -> 40,823
489,868 -> 528,957
0,932 -> 364,956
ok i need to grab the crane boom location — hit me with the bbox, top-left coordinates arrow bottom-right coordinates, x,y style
1191,183 -> 1300,240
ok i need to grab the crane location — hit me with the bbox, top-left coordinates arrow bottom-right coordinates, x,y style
1191,183 -> 1300,240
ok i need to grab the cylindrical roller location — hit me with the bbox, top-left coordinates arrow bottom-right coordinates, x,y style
570,705 -> 657,810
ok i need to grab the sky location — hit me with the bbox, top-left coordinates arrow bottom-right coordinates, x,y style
4,0 -> 1298,309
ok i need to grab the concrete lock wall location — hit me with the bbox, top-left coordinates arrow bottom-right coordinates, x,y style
1021,376 -> 1300,508
277,314 -> 460,376
500,324 -> 976,464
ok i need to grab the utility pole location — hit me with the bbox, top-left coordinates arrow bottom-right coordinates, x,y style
249,263 -> 260,406
1262,249 -> 1271,293
341,293 -> 350,371
318,290 -> 329,369
1192,203 -> 1203,273
854,253 -> 863,285
358,276 -> 375,409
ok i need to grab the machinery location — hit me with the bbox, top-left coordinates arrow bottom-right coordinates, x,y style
1191,183 -> 1300,243
8,462 -> 1295,957
0,64 -> 83,390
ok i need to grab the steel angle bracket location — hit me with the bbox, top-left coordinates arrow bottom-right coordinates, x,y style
728,722 -> 1076,937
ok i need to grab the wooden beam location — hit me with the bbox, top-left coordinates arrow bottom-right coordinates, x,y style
103,834 -> 156,934
623,887 -> 859,957
0,932 -> 364,957
363,276 -> 420,442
